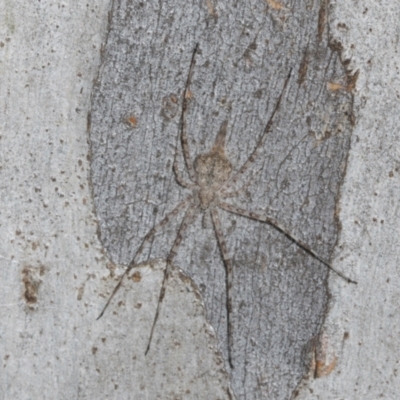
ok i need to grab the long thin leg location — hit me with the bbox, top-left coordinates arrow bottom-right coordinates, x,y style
219,201 -> 357,284
210,207 -> 234,369
221,69 -> 292,193
173,43 -> 199,184
97,196 -> 193,319
145,204 -> 200,354
173,162 -> 196,189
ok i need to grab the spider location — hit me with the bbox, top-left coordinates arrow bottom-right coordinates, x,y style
98,43 -> 357,368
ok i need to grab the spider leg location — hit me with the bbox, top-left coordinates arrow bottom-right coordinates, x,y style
145,203 -> 200,355
219,201 -> 357,284
173,43 -> 199,184
97,196 -> 193,320
221,69 -> 292,193
173,161 -> 196,189
210,207 -> 234,369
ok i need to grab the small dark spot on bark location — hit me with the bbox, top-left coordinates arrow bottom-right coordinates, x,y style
92,346 -> 98,355
131,271 -> 142,282
254,89 -> 262,98
329,40 -> 343,53
22,266 -> 42,307
343,332 -> 349,340
298,52 -> 308,85
77,285 -> 84,301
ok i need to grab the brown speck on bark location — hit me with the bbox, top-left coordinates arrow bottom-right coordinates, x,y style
131,271 -> 142,282
327,70 -> 359,93
206,0 -> 218,19
315,356 -> 337,378
106,262 -> 117,278
265,0 -> 286,11
298,52 -> 308,85
126,115 -> 137,128
77,285 -> 85,301
22,266 -> 42,307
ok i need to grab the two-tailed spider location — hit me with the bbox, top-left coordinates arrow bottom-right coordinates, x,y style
98,43 -> 356,368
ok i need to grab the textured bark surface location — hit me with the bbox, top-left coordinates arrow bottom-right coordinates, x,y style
0,1 -> 232,399
90,1 -> 354,398
2,0 -> 399,399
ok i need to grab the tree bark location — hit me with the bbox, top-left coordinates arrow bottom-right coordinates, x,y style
0,1 -> 399,399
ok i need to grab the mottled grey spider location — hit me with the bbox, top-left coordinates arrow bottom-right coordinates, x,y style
98,43 -> 356,368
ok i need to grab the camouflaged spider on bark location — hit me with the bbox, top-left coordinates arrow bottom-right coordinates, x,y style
98,43 -> 357,368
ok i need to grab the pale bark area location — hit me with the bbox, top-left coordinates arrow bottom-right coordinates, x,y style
0,1 -> 231,399
0,1 -> 399,400
295,1 -> 400,399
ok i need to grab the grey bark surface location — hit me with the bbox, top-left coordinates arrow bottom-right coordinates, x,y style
90,1 -> 354,399
2,0 -> 400,399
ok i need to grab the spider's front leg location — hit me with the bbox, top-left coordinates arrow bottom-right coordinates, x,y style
173,43 -> 200,185
221,69 -> 292,194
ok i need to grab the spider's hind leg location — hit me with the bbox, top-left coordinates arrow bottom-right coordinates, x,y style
145,204 -> 200,355
210,207 -> 235,369
97,196 -> 192,320
219,201 -> 357,284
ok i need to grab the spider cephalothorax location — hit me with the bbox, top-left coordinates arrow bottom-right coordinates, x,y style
194,122 -> 232,209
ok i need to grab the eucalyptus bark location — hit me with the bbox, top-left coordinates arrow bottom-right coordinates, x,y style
1,1 -> 399,400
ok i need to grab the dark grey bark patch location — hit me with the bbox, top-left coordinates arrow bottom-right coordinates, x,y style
89,0 -> 354,399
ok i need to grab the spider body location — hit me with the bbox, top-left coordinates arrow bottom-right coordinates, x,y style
194,125 -> 232,210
